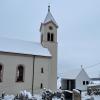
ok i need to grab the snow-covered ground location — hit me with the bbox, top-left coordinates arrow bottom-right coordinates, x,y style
1,91 -> 100,100
82,91 -> 100,100
1,91 -> 61,100
1,78 -> 100,100
2,95 -> 15,100
1,94 -> 60,100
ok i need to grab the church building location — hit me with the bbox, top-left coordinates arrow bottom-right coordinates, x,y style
0,6 -> 58,95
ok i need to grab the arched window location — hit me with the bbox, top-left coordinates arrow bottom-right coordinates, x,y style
16,65 -> 24,82
0,64 -> 3,82
41,68 -> 44,73
51,33 -> 54,41
47,32 -> 50,41
83,81 -> 85,85
40,83 -> 43,89
41,34 -> 43,43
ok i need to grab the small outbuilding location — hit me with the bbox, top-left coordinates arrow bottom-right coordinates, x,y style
61,68 -> 90,91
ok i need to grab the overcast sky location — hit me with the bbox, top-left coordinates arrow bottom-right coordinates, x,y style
0,0 -> 100,74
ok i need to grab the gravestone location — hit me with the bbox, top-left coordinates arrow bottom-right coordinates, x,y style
73,89 -> 81,100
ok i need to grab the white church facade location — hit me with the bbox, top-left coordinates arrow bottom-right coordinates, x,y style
0,6 -> 58,95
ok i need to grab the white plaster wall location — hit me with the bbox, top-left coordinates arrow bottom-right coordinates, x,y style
33,56 -> 51,93
0,52 -> 33,95
0,52 -> 51,95
42,42 -> 57,91
76,69 -> 90,91
41,22 -> 57,91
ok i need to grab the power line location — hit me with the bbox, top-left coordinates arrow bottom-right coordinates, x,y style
84,62 -> 100,69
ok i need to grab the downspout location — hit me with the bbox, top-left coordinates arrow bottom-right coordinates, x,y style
32,55 -> 35,96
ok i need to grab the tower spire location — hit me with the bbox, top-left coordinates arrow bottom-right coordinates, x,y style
43,5 -> 58,28
81,65 -> 83,69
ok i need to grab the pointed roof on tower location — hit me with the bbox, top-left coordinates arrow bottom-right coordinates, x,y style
40,5 -> 58,31
44,5 -> 58,28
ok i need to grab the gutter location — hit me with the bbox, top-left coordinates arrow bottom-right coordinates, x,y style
32,55 -> 35,96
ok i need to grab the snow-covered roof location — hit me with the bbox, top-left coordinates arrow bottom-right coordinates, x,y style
44,8 -> 58,28
61,68 -> 86,80
85,66 -> 100,79
61,66 -> 100,80
0,37 -> 51,57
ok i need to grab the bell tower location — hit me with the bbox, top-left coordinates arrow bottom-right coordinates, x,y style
40,6 -> 58,91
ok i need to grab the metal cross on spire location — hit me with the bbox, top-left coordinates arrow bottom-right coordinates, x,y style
48,4 -> 50,12
48,0 -> 51,12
